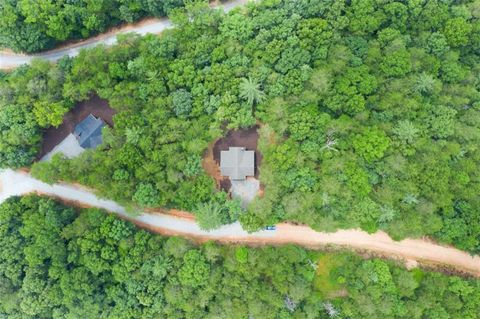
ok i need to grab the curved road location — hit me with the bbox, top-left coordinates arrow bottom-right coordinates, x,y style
1,169 -> 479,277
0,0 -> 248,69
2,0 -> 478,277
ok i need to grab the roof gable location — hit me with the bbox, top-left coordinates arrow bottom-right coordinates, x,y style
220,147 -> 255,180
73,114 -> 105,149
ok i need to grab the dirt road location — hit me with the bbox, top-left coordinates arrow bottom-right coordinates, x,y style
0,0 -> 249,69
1,168 -> 479,276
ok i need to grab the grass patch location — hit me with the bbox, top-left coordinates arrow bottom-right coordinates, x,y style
313,253 -> 348,298
411,267 -> 425,284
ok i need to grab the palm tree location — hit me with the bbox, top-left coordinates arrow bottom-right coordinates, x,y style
239,77 -> 265,106
393,120 -> 419,144
414,72 -> 436,94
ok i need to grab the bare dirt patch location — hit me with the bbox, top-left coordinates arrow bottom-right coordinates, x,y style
202,142 -> 229,190
145,207 -> 196,221
37,95 -> 116,159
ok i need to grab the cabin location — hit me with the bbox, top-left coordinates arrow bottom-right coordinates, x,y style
73,114 -> 105,149
220,147 -> 255,180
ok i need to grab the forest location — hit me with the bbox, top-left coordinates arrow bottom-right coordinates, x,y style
0,0 -> 479,253
0,0 -> 186,52
0,195 -> 479,318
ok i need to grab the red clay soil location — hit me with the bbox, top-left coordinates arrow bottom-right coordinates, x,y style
219,175 -> 232,192
36,95 -> 116,160
144,208 -> 196,221
202,142 -> 228,190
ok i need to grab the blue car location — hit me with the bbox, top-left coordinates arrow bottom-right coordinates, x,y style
265,225 -> 276,231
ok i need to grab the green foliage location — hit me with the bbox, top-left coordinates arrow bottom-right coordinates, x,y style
235,246 -> 248,264
392,120 -> 420,155
413,72 -> 438,95
3,0 -> 480,253
287,107 -> 329,141
132,183 -> 160,207
344,162 -> 371,197
393,120 -> 419,145
352,127 -> 390,162
426,105 -> 457,139
0,0 -> 187,52
195,201 -> 228,230
0,105 -> 40,168
194,192 -> 242,230
0,59 -> 70,168
436,201 -> 480,253
238,77 -> 265,106
183,154 -> 202,177
427,32 -> 450,56
325,66 -> 377,114
443,18 -> 473,47
172,88 -> 193,118
0,195 -> 479,318
347,0 -> 384,35
380,49 -> 412,77
32,101 -> 69,127
178,250 -> 210,287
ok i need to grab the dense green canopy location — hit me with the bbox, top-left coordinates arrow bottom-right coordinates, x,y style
0,0 -> 186,52
0,0 -> 479,253
0,195 -> 479,318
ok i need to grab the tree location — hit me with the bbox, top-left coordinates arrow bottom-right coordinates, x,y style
0,0 -> 187,53
380,49 -> 411,77
0,105 -> 40,168
0,18 -> 54,52
132,183 -> 160,207
443,18 -> 472,47
325,66 -> 377,114
195,201 -> 228,231
194,192 -> 242,230
352,127 -> 390,162
439,57 -> 466,83
426,105 -> 457,139
238,77 -> 265,106
172,89 -> 192,118
427,32 -> 449,56
344,162 -> 371,197
32,101 -> 69,127
393,120 -> 419,145
347,0 -> 384,35
183,155 -> 202,177
413,73 -> 437,95
177,250 -> 210,288
235,247 -> 248,264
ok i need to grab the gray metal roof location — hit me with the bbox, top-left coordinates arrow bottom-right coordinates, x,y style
220,147 -> 255,180
73,114 -> 105,149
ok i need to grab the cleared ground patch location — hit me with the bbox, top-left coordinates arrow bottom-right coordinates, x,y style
37,95 -> 116,159
213,125 -> 262,178
231,178 -> 260,208
40,133 -> 85,161
208,126 -> 262,192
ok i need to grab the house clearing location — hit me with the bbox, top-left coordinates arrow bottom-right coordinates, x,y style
41,114 -> 106,161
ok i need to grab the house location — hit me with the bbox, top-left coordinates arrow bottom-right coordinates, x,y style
220,147 -> 255,180
73,114 -> 105,149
